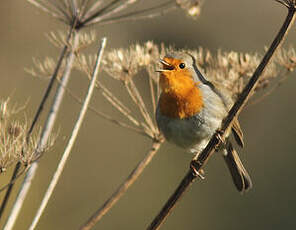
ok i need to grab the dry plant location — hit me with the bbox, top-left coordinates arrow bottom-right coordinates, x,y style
0,0 -> 192,230
28,37 -> 107,230
60,4 -> 292,230
1,0 -> 295,230
147,1 -> 296,229
0,98 -> 55,174
76,39 -> 295,230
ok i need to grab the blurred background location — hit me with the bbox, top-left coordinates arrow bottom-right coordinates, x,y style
1,0 -> 296,229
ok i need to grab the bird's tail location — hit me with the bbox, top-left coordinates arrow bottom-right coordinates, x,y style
222,141 -> 252,193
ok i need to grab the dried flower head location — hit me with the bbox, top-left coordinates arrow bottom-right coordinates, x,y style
176,0 -> 203,18
0,98 -> 55,173
188,48 -> 279,99
25,57 -> 57,79
274,46 -> 296,71
28,0 -> 178,29
46,30 -> 97,50
102,41 -> 160,82
26,30 -> 97,80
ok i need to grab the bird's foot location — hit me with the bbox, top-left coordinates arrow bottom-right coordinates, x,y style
190,161 -> 205,180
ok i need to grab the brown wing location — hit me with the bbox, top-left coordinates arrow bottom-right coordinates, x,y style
231,117 -> 244,148
223,141 -> 252,192
209,82 -> 244,148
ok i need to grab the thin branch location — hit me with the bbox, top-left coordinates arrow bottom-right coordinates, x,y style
147,2 -> 296,230
60,0 -> 73,21
74,52 -> 141,128
27,0 -> 68,23
92,0 -> 138,21
46,0 -> 72,22
276,0 -> 291,8
3,31 -> 80,230
65,87 -> 149,137
28,37 -> 107,230
98,83 -> 140,127
147,66 -> 157,114
82,0 -> 105,20
0,163 -> 21,214
0,166 -> 29,193
78,0 -> 92,19
27,31 -> 73,141
79,139 -> 164,230
72,0 -> 79,21
247,68 -> 291,107
125,79 -> 156,134
0,26 -> 74,220
85,1 -> 176,27
81,0 -> 135,27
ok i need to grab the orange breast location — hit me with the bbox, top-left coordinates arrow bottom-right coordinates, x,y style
159,83 -> 203,119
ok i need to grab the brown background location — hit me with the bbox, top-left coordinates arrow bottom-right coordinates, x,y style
1,1 -> 296,230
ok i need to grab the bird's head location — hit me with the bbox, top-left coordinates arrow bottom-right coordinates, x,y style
157,52 -> 199,94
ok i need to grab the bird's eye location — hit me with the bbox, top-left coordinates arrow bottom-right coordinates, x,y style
179,63 -> 186,69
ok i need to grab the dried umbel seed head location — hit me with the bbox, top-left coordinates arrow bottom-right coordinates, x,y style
0,100 -> 8,120
102,42 -> 160,82
0,98 -> 55,172
7,124 -> 21,138
176,0 -> 203,18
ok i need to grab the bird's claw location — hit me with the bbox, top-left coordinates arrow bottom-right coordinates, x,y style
216,129 -> 225,143
214,129 -> 225,150
190,161 -> 205,180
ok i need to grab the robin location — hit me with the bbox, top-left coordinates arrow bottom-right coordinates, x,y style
156,52 -> 252,192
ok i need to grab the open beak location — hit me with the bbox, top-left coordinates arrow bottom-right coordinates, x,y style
156,59 -> 174,72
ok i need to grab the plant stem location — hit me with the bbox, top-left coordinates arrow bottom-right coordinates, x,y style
147,3 -> 296,230
80,139 -> 163,230
28,37 -> 107,230
3,31 -> 80,230
0,26 -> 74,220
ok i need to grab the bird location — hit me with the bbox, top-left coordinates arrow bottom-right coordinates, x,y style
155,52 -> 252,192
